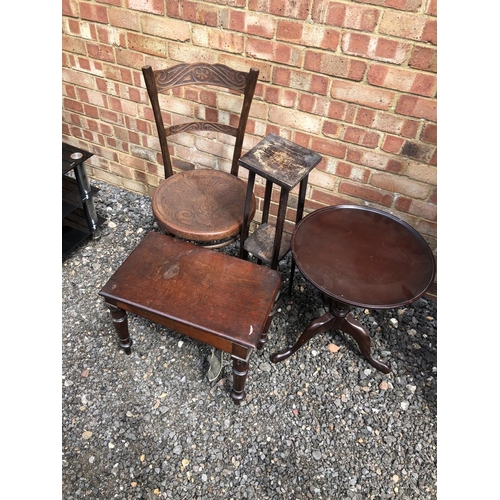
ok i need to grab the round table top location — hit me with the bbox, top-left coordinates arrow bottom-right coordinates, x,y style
291,205 -> 436,309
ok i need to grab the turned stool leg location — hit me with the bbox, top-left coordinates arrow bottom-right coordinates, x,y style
107,303 -> 132,354
231,357 -> 249,405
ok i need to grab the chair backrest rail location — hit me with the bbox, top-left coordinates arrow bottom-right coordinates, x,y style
142,63 -> 259,179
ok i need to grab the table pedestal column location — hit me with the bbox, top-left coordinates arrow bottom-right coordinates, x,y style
270,300 -> 390,374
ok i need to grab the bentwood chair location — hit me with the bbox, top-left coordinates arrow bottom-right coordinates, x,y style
142,62 -> 259,248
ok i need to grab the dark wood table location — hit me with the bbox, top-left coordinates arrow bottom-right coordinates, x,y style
99,232 -> 282,404
270,205 -> 436,373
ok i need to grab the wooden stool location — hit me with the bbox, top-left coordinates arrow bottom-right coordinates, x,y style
99,232 -> 282,404
239,134 -> 322,272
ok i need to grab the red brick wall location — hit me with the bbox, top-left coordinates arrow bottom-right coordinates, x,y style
62,0 -> 437,252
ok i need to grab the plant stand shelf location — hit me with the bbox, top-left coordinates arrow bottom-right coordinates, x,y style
62,142 -> 104,257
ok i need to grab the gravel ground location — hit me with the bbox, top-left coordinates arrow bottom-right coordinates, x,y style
62,181 -> 437,499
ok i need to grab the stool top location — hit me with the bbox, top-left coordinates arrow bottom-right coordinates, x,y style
238,133 -> 322,189
291,205 -> 436,309
152,169 -> 256,242
99,232 -> 282,348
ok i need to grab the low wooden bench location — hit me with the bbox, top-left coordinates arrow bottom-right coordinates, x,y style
99,232 -> 282,404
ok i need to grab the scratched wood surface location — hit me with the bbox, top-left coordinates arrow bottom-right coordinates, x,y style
238,133 -> 322,189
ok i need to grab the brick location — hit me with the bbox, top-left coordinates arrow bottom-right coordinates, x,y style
125,116 -> 151,135
368,64 -> 436,97
409,46 -> 437,72
342,126 -> 380,148
63,35 -> 87,55
76,87 -> 108,108
63,83 -> 77,99
97,0 -> 121,5
166,0 -> 181,17
379,11 -> 429,42
103,64 -> 134,85
127,33 -> 167,57
415,219 -> 436,243
312,1 -> 380,31
311,136 -> 347,159
331,80 -> 395,110
142,14 -> 190,41
126,0 -> 165,15
384,137 -> 434,162
97,25 -> 126,47
265,87 -> 297,108
123,177 -> 149,194
298,94 -> 332,118
309,169 -> 336,191
109,7 -> 141,31
400,119 -> 420,139
62,67 -> 95,89
277,20 -> 340,51
116,48 -> 145,70
347,147 -> 405,173
193,26 -> 245,54
64,111 -> 81,126
422,19 -> 437,44
352,0 -> 423,11
310,74 -> 330,96
268,106 -> 322,134
183,1 -> 218,26
74,56 -> 104,76
429,186 -> 437,204
80,2 -> 109,23
169,42 -> 218,65
429,148 -> 436,166
84,104 -> 100,119
63,97 -> 85,114
274,42 -> 303,66
396,95 -> 436,121
339,181 -> 393,206
305,50 -> 366,81
289,133 -> 313,152
421,123 -> 437,144
355,108 -> 419,138
426,0 -> 437,15
246,39 -> 277,63
63,0 -> 79,17
328,100 -> 356,122
228,10 -> 275,38
272,67 -> 290,87
382,135 -> 404,153
322,120 -> 341,139
62,18 -> 79,37
406,162 -> 437,185
310,187 -> 347,207
87,42 -> 116,63
342,33 -> 409,64
204,0 -> 245,6
370,172 -> 430,199
395,197 -> 436,220
248,0 -> 309,19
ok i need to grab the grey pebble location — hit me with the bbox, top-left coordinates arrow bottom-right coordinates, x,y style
62,181 -> 437,499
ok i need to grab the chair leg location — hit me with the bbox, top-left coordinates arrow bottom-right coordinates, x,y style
288,257 -> 296,296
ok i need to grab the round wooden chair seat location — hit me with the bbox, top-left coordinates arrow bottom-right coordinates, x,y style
152,169 -> 256,243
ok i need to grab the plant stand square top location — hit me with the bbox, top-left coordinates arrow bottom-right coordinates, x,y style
238,133 -> 322,270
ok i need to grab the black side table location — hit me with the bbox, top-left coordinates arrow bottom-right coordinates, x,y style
62,142 -> 104,257
239,133 -> 322,270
